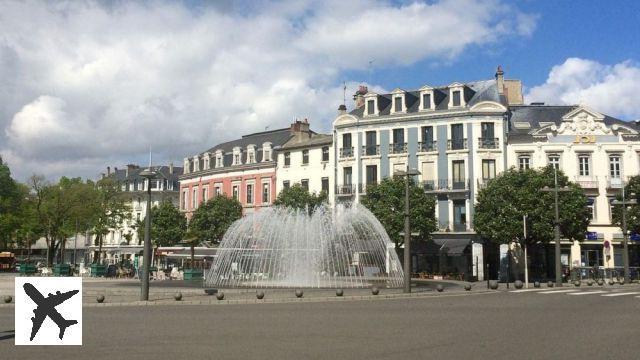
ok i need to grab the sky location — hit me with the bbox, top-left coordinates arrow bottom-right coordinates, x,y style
1,0 -> 639,181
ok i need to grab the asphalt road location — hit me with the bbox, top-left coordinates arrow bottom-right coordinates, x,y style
1,289 -> 639,359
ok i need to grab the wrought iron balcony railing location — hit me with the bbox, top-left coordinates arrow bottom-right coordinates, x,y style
389,142 -> 408,154
339,147 -> 354,158
361,145 -> 380,156
421,179 -> 470,192
447,139 -> 467,150
417,141 -> 437,152
478,137 -> 499,149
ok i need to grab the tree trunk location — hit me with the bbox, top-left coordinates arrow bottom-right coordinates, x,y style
97,234 -> 103,264
47,240 -> 55,267
190,244 -> 195,269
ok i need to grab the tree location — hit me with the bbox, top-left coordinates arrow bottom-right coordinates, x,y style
143,201 -> 187,247
0,158 -> 23,250
273,184 -> 327,214
474,166 -> 590,248
361,177 -> 437,250
188,196 -> 242,245
87,177 -> 131,264
611,175 -> 640,234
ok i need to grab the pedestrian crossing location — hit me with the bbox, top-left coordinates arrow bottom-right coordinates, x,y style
509,287 -> 640,298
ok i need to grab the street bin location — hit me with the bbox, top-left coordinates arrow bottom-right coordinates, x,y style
53,263 -> 71,276
90,263 -> 107,277
20,263 -> 37,275
184,269 -> 203,280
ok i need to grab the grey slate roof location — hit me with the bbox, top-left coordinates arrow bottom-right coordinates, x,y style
200,128 -> 294,167
507,105 -> 636,135
349,79 -> 503,118
109,165 -> 183,190
281,133 -> 332,150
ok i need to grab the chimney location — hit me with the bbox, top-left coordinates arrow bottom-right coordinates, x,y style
169,162 -> 174,174
353,85 -> 368,108
290,119 -> 310,134
114,167 -> 118,175
338,104 -> 347,115
495,65 -> 504,95
107,166 -> 111,176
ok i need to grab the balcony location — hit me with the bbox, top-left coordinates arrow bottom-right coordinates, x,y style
336,184 -> 355,196
339,147 -> 354,158
478,137 -> 499,149
575,176 -> 598,189
452,223 -> 468,232
417,141 -> 437,152
477,178 -> 495,189
447,139 -> 467,150
361,145 -> 380,156
389,142 -> 408,154
421,179 -> 470,193
607,176 -> 624,189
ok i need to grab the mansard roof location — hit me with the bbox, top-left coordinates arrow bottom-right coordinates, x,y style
349,79 -> 505,118
109,165 -> 183,183
201,128 -> 294,166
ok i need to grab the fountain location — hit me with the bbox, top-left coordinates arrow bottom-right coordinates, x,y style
205,203 -> 403,288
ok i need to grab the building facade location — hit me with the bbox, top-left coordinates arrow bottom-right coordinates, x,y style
92,164 -> 183,264
275,119 -> 334,203
507,104 -> 640,275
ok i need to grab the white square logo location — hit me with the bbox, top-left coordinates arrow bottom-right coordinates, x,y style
14,277 -> 82,345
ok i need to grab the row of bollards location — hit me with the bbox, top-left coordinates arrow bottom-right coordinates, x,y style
485,279 -> 630,291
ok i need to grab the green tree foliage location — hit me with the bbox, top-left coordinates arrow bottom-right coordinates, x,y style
474,167 -> 590,246
611,175 -> 640,234
137,201 -> 187,247
361,177 -> 437,250
88,177 -> 131,263
0,158 -> 24,250
273,184 -> 327,214
188,196 -> 242,244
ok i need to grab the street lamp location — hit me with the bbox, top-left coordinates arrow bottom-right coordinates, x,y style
139,167 -> 157,301
611,184 -> 636,284
540,167 -> 571,287
394,166 -> 421,293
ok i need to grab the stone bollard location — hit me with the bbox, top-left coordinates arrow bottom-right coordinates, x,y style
295,289 -> 304,298
174,292 -> 182,301
436,284 -> 444,292
489,280 -> 499,290
216,292 -> 225,300
256,291 -> 265,300
608,280 -> 615,286
96,295 -> 105,303
547,281 -> 554,288
514,280 -> 523,289
534,281 -> 541,288
587,280 -> 594,286
371,286 -> 379,295
597,279 -> 604,286
336,289 -> 344,297
573,280 -> 581,287
3,295 -> 12,303
464,284 -> 471,291
619,279 -> 625,285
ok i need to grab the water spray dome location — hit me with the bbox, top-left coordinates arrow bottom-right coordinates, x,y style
205,203 -> 404,288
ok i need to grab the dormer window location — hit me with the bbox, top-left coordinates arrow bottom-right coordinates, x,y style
203,152 -> 210,170
246,145 -> 256,164
215,150 -> 224,168
193,155 -> 200,172
422,93 -> 431,109
448,83 -> 466,108
452,91 -> 461,107
183,158 -> 190,174
262,142 -> 272,162
394,97 -> 402,112
232,147 -> 242,166
419,86 -> 435,111
364,93 -> 378,116
390,89 -> 406,114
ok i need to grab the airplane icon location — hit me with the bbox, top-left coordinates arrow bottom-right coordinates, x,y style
23,283 -> 79,341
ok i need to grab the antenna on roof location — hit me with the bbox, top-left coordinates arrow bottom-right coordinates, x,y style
148,146 -> 152,169
343,81 -> 347,106
368,59 -> 374,85
265,125 -> 270,131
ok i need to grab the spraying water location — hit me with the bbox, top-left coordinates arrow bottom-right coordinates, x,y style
205,203 -> 403,288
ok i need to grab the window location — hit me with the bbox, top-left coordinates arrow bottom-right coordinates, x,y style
246,184 -> 253,204
394,96 -> 402,112
321,177 -> 329,193
262,183 -> 270,204
182,190 -> 188,210
421,126 -> 434,151
452,160 -> 465,189
392,128 -> 404,153
192,188 -> 198,209
587,197 -> 596,221
609,197 -> 616,222
548,154 -> 560,170
232,185 -> 239,200
453,200 -> 466,231
248,152 -> 255,164
302,150 -> 309,165
609,155 -> 621,178
367,99 -> 375,115
215,186 -> 221,196
365,131 -> 377,155
482,160 -> 496,180
284,152 -> 291,166
422,93 -> 431,110
263,150 -> 270,162
518,155 -> 531,170
452,90 -> 461,107
366,165 -> 377,185
343,167 -> 352,186
342,133 -> 352,148
578,155 -> 590,176
283,181 -> 290,189
322,146 -> 329,162
301,179 -> 309,191
450,124 -> 464,150
202,187 -> 208,203
234,154 -> 241,165
216,156 -> 223,168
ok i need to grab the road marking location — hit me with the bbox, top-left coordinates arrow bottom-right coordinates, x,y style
601,292 -> 640,297
567,291 -> 607,295
538,289 -> 581,294
510,288 -> 549,293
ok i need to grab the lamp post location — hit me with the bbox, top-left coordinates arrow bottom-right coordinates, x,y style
139,167 -> 156,301
611,183 -> 636,284
394,166 -> 421,293
540,167 -> 571,287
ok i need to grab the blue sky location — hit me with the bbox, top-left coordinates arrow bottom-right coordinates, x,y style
0,0 -> 638,180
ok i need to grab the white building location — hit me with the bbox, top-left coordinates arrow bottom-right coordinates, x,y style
275,119 -> 333,203
90,164 -> 183,265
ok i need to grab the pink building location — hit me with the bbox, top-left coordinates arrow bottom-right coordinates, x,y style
179,122 -> 308,217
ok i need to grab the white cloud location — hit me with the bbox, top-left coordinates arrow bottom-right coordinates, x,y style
0,0 -> 536,181
526,58 -> 640,120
